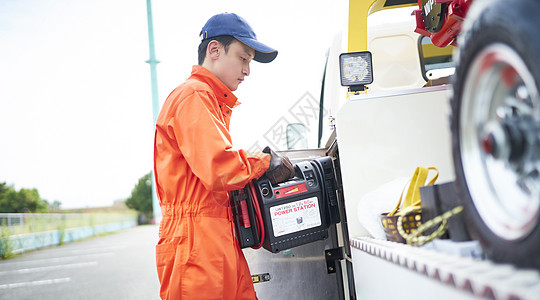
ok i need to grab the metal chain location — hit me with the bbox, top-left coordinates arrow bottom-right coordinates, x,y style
397,205 -> 464,246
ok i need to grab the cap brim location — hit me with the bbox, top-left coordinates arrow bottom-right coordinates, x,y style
236,36 -> 278,63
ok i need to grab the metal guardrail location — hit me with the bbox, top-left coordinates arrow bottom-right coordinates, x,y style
0,213 -> 136,235
0,213 -> 137,256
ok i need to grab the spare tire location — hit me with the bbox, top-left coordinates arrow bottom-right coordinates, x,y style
451,0 -> 540,268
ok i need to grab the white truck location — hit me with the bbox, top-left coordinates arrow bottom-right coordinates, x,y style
243,0 -> 540,299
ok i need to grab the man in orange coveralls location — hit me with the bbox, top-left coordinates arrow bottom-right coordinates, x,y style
154,13 -> 295,300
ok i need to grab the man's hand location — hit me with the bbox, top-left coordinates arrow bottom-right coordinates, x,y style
262,146 -> 295,185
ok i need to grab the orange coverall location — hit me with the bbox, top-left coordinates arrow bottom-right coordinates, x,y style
154,65 -> 270,300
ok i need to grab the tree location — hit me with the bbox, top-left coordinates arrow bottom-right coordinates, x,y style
0,182 -> 8,196
48,200 -> 62,212
125,172 -> 153,224
0,183 -> 49,213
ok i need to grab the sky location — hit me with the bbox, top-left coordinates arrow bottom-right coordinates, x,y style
0,0 -> 348,209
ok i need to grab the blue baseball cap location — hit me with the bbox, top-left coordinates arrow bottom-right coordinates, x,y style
200,13 -> 278,63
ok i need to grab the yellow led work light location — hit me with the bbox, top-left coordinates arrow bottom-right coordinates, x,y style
339,51 -> 373,92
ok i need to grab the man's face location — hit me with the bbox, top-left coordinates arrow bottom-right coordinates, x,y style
213,41 -> 255,91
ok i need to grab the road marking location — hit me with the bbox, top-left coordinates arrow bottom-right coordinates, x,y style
0,261 -> 97,275
49,245 -> 123,254
0,277 -> 71,289
0,252 -> 114,267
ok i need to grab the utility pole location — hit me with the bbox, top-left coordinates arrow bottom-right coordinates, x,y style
146,0 -> 161,224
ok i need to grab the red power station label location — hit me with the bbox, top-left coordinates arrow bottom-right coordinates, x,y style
275,183 -> 308,199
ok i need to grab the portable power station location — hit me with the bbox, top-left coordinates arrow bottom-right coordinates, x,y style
229,156 -> 340,253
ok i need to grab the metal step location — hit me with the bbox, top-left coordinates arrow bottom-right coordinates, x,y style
350,237 -> 540,300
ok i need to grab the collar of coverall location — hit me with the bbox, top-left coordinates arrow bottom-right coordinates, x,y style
190,65 -> 240,109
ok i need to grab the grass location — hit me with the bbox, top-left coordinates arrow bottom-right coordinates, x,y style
0,219 -> 14,259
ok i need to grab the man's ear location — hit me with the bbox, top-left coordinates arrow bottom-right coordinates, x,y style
206,40 -> 221,61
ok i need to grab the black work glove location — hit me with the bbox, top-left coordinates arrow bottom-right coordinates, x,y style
262,146 -> 295,185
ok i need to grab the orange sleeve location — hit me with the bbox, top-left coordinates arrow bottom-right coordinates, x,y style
171,90 -> 270,191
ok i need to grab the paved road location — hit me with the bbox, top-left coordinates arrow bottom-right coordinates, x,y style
0,225 -> 161,300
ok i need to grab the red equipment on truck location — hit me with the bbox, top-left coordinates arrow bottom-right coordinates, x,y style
413,0 -> 473,47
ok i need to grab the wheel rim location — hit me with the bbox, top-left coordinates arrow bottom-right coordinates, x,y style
460,43 -> 540,241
